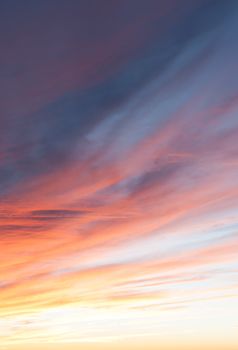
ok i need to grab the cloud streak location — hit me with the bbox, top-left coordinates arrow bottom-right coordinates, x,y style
0,0 -> 238,348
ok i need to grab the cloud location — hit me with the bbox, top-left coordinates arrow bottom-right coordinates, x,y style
1,0 -> 238,347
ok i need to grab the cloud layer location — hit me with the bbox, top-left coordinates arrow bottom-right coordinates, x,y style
0,0 -> 238,348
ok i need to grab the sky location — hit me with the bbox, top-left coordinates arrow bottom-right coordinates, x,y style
0,0 -> 238,349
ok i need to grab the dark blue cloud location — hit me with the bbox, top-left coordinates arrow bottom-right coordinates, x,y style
0,0 -> 237,197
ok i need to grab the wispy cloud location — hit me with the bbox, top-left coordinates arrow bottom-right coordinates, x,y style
0,0 -> 238,348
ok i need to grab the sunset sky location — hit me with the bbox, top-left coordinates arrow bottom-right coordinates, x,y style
0,1 -> 238,349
